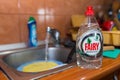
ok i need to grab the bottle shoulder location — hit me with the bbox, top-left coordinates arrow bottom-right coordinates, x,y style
76,24 -> 102,39
78,23 -> 100,32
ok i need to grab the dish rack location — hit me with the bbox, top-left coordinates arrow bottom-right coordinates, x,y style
102,31 -> 120,46
70,15 -> 120,46
71,31 -> 120,46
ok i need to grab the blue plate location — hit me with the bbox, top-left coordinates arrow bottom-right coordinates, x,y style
17,60 -> 63,72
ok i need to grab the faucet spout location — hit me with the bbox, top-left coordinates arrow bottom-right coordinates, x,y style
46,27 -> 61,46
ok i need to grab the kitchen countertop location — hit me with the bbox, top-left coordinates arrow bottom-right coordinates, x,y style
0,49 -> 120,80
39,56 -> 120,80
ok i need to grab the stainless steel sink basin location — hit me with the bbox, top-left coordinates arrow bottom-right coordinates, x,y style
3,46 -> 75,70
0,45 -> 76,79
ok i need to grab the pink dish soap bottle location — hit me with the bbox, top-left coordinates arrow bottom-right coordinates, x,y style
76,6 -> 103,69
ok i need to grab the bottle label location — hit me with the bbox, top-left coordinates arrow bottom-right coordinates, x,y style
77,29 -> 103,56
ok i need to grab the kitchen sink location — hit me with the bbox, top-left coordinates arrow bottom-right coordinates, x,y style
0,45 -> 76,79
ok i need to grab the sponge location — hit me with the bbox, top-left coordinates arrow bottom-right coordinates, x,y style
103,49 -> 120,59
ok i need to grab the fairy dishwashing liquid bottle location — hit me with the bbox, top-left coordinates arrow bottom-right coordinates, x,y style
76,6 -> 103,69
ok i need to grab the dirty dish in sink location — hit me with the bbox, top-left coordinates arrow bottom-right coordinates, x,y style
17,60 -> 66,72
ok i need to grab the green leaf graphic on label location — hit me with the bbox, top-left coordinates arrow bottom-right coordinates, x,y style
87,38 -> 91,44
96,35 -> 98,40
76,49 -> 83,55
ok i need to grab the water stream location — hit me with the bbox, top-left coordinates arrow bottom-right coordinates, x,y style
45,32 -> 50,62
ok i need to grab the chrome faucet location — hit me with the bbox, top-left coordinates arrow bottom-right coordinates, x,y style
46,27 -> 61,46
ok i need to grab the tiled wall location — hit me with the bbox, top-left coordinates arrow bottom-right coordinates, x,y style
0,0 -> 105,44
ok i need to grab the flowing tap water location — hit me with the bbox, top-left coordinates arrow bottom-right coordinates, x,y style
45,32 -> 50,62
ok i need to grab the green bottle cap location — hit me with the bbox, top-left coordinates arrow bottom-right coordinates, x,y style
28,16 -> 35,22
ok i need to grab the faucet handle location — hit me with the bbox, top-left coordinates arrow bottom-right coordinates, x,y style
46,26 -> 51,32
54,31 -> 60,40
